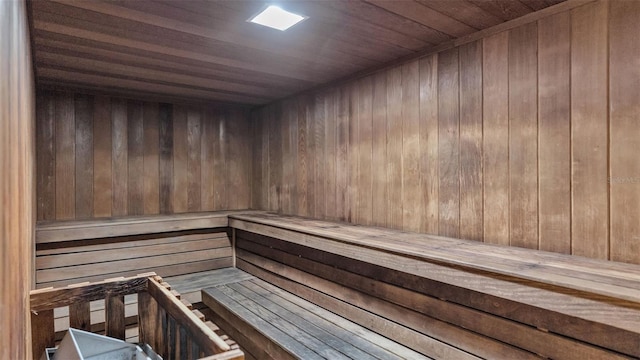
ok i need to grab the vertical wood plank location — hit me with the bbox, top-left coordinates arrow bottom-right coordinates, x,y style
187,108 -> 202,211
31,309 -> 54,359
74,94 -> 93,219
214,109 -> 229,210
438,48 -> 460,238
315,93 -> 327,219
250,111 -> 263,210
571,1 -> 609,259
483,31 -> 510,246
336,87 -> 349,222
280,100 -> 293,214
288,102 -> 299,215
36,91 -> 55,220
459,40 -> 483,241
386,67 -> 403,229
143,102 -> 160,215
307,98 -> 317,217
348,83 -> 359,224
358,78 -> 373,226
269,105 -> 283,213
509,22 -> 539,250
172,105 -> 188,213
159,103 -> 173,214
127,100 -> 144,216
105,295 -> 125,340
112,98 -> 128,216
402,61 -> 421,232
69,301 -> 91,331
93,96 -> 112,218
55,92 -> 75,220
538,11 -> 571,254
201,107 -> 215,211
138,291 -> 159,349
371,72 -> 387,227
419,54 -> 439,234
229,109 -> 251,210
296,98 -> 308,216
324,92 -> 337,220
609,0 -> 640,264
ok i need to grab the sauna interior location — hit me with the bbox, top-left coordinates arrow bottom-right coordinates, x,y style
2,0 -> 640,359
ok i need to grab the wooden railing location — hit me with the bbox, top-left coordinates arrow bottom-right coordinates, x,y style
30,273 -> 244,360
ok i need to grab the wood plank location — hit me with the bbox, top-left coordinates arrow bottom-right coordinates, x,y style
111,98 -> 128,216
201,106 -> 215,211
143,102 -> 160,215
401,60 -> 421,232
37,91 -> 56,220
172,105 -> 188,213
306,98 -> 317,217
458,41 -> 483,241
228,109 -> 251,210
313,94 -> 326,218
335,86 -> 349,222
250,111 -> 264,210
138,291 -> 159,348
74,94 -> 94,219
296,98 -> 308,216
214,109 -> 229,211
570,0 -> 609,259
370,72 -> 387,227
127,100 -> 145,215
106,295 -> 126,339
508,21 -> 538,249
93,95 -> 112,218
357,77 -> 373,226
31,309 -> 55,359
323,92 -> 337,221
159,103 -> 173,214
437,48 -> 460,237
55,92 -> 75,220
187,108 -> 202,212
280,100 -> 294,215
608,0 -> 640,265
385,67 -> 402,229
419,54 -> 438,234
69,301 -> 91,331
537,11 -> 571,254
268,105 -> 282,213
482,31 -> 510,246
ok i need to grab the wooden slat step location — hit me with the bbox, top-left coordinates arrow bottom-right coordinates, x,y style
202,271 -> 433,360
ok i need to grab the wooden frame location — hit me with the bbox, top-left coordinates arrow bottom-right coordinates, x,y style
30,273 -> 244,360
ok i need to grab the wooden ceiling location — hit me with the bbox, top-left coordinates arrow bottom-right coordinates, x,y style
30,0 -> 565,105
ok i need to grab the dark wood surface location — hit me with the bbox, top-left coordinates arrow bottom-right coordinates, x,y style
36,91 -> 252,221
1,0 -> 35,358
28,0 -> 565,104
250,0 -> 640,265
230,213 -> 640,358
202,269 -> 432,360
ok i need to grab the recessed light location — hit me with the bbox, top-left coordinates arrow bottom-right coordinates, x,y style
248,5 -> 307,31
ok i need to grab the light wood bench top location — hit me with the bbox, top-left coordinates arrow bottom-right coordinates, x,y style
36,210 -> 261,244
229,212 -> 640,304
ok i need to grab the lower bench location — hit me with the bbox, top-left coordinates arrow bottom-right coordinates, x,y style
202,269 -> 431,360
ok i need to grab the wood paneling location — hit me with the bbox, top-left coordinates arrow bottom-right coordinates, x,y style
251,0 -> 640,264
1,0 -> 35,358
28,0 -> 563,104
37,91 -> 252,221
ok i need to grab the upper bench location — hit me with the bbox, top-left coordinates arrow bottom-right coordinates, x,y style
36,210 -> 258,244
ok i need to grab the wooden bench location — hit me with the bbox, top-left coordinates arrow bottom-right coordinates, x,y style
35,211 -> 255,340
226,213 -> 640,360
202,268 -> 429,360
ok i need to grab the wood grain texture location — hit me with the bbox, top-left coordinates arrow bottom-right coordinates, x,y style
1,0 -> 35,357
248,1 -> 640,264
609,0 -> 640,264
571,0 -> 609,259
538,11 -> 571,254
36,91 -> 252,220
437,48 -> 460,238
508,22 -> 538,249
401,61 -> 421,232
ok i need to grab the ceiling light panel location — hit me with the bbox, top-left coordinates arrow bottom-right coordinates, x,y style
249,5 -> 307,31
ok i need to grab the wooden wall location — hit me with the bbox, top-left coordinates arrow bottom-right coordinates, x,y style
36,91 -> 252,220
0,0 -> 35,358
251,0 -> 640,265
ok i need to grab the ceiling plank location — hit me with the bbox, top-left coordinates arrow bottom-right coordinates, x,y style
416,0 -> 505,29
